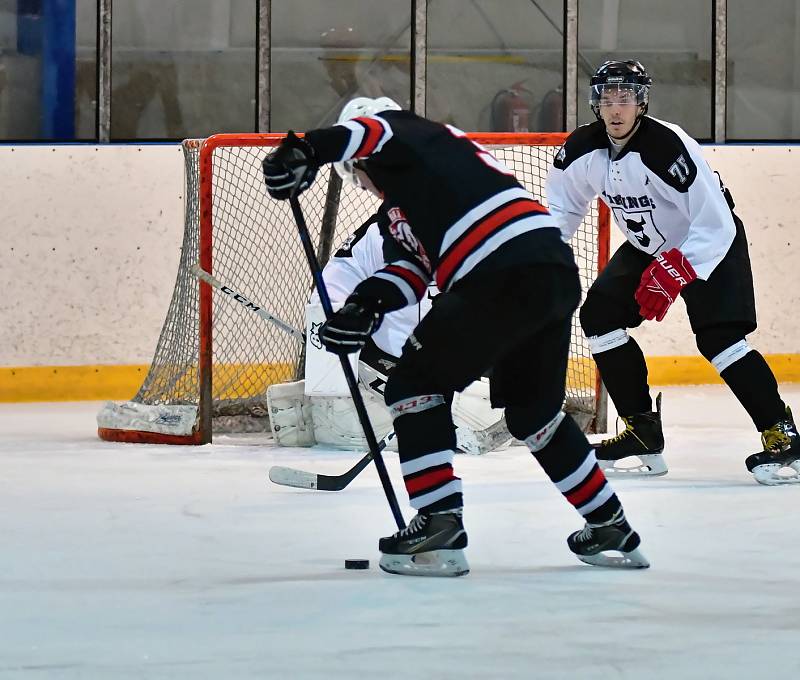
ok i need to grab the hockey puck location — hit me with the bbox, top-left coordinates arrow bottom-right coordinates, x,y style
344,559 -> 370,570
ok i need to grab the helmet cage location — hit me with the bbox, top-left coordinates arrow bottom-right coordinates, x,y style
590,82 -> 649,109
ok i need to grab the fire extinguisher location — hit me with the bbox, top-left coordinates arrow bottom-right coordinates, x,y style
490,81 -> 534,132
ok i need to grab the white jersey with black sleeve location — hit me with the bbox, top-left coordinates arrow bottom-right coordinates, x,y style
311,207 -> 434,358
546,116 -> 736,280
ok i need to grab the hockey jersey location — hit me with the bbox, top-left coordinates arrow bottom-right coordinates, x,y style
305,110 -> 573,313
546,116 -> 736,280
313,207 -> 435,357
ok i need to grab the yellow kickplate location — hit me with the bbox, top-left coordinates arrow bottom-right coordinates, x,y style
0,365 -> 151,402
0,362 -> 296,402
0,355 -> 797,403
646,354 -> 799,386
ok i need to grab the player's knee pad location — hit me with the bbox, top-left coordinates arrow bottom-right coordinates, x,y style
517,410 -> 566,452
526,413 -> 594,480
586,328 -> 630,355
387,393 -> 447,421
384,368 -> 438,410
505,404 -> 563,444
385,373 -> 455,455
695,327 -> 753,373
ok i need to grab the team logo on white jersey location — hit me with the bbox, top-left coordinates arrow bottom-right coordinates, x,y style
335,234 -> 355,257
387,206 -> 432,272
611,207 -> 666,255
310,322 -> 323,349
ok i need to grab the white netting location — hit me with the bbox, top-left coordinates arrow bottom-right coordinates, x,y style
100,135 -> 604,442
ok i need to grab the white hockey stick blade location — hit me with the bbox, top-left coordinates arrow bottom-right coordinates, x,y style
190,264 -> 304,341
269,465 -> 319,489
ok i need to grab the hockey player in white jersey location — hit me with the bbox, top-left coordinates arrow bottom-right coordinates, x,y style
547,60 -> 798,485
267,208 -> 511,455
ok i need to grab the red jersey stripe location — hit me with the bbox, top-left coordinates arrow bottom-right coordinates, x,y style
405,467 -> 455,495
353,117 -> 385,157
384,264 -> 428,298
436,199 -> 548,288
566,467 -> 606,507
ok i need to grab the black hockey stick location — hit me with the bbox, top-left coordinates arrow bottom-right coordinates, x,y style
269,431 -> 396,491
192,224 -> 400,495
193,260 -> 397,490
287,193 -> 406,530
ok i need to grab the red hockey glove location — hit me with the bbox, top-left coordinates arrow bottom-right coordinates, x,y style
635,248 -> 697,322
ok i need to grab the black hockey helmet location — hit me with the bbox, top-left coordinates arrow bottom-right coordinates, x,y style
589,60 -> 652,120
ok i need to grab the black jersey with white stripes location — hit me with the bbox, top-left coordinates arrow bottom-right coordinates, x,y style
304,110 -> 570,306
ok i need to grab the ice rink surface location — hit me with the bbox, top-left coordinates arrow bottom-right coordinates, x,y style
1,384 -> 798,679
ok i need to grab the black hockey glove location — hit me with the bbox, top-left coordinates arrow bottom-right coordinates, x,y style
262,131 -> 319,200
319,299 -> 383,354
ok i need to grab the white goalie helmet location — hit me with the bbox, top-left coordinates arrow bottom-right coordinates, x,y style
333,96 -> 401,187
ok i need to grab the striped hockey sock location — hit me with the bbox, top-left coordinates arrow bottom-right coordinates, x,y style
401,449 -> 463,513
391,395 -> 463,513
529,414 -> 620,523
551,449 -> 619,522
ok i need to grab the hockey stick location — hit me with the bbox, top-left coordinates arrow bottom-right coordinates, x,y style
192,253 -> 400,493
269,431 -> 396,491
190,264 -> 305,342
288,193 -> 405,530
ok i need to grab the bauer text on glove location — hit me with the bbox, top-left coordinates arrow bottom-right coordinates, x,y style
635,248 -> 697,322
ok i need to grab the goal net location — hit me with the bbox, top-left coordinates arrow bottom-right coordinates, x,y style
97,133 -> 609,444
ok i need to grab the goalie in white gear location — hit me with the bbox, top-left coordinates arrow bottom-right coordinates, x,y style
267,207 -> 511,455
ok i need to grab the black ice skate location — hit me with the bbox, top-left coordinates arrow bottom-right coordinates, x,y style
378,510 -> 469,577
595,393 -> 666,477
567,508 -> 650,569
745,407 -> 800,485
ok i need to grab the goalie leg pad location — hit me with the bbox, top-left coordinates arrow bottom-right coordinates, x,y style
451,379 -> 511,454
267,380 -> 316,447
311,389 -> 394,450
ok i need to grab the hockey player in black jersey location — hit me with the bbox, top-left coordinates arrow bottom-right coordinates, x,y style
547,60 -> 799,485
263,96 -> 650,575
